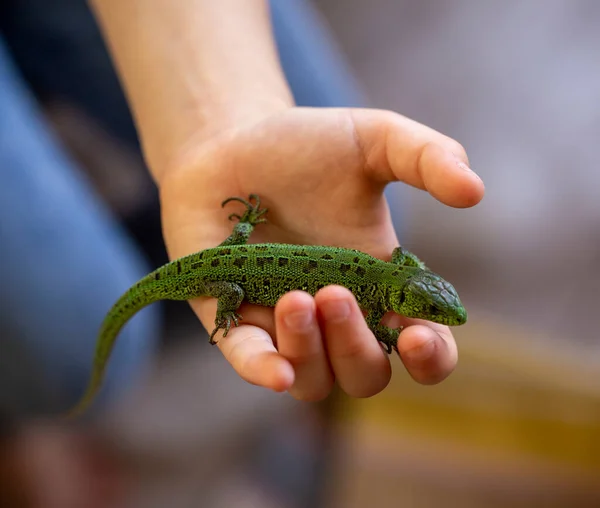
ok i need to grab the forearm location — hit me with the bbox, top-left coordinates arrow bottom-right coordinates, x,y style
89,0 -> 294,181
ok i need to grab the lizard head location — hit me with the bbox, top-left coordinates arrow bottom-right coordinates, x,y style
391,271 -> 467,326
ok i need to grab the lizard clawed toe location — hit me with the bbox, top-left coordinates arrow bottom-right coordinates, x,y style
376,327 -> 401,356
208,327 -> 221,345
222,194 -> 269,227
209,311 -> 243,344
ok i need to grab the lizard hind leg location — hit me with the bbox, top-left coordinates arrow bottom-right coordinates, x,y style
219,194 -> 268,247
204,281 -> 245,345
222,194 -> 268,226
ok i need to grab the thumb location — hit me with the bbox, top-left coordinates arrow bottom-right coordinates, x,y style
348,108 -> 485,208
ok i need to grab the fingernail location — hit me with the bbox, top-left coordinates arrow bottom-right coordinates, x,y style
284,310 -> 313,331
404,339 -> 436,363
455,158 -> 481,179
321,299 -> 351,323
456,160 -> 471,171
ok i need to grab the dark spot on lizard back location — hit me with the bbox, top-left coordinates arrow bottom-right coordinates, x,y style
233,256 -> 247,268
293,250 -> 308,257
355,266 -> 366,277
211,259 -> 220,267
353,256 -> 360,263
278,257 -> 289,267
255,245 -> 269,251
176,261 -> 182,274
191,261 -> 203,269
219,248 -> 231,255
239,247 -> 248,252
340,263 -> 351,274
154,272 -> 161,280
321,253 -> 334,260
302,260 -> 319,274
392,270 -> 400,277
367,259 -> 376,265
256,256 -> 275,267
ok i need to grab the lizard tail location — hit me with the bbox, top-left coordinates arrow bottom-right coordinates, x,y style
63,278 -> 162,420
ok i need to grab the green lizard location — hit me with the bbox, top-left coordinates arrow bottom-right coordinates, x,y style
66,194 -> 467,418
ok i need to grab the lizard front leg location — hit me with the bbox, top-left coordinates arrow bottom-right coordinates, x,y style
219,194 -> 268,247
203,281 -> 245,344
365,309 -> 402,354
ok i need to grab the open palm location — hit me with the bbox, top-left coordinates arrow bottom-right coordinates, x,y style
159,107 -> 484,401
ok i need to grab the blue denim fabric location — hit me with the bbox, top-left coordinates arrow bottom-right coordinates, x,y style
0,37 -> 159,414
270,0 -> 366,107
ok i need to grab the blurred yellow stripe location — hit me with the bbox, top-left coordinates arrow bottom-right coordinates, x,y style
341,317 -> 600,471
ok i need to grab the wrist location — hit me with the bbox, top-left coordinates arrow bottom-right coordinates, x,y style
90,0 -> 295,185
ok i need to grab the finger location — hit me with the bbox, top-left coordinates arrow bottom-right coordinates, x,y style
348,108 -> 485,208
275,291 -> 334,401
393,320 -> 458,385
216,324 -> 295,391
189,298 -> 294,392
316,286 -> 391,397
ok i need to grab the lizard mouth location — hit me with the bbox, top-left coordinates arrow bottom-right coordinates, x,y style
453,306 -> 468,326
428,304 -> 467,326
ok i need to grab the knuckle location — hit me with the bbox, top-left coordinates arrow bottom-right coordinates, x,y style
328,333 -> 370,360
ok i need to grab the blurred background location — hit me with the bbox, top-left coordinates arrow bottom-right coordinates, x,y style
2,1 -> 600,507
